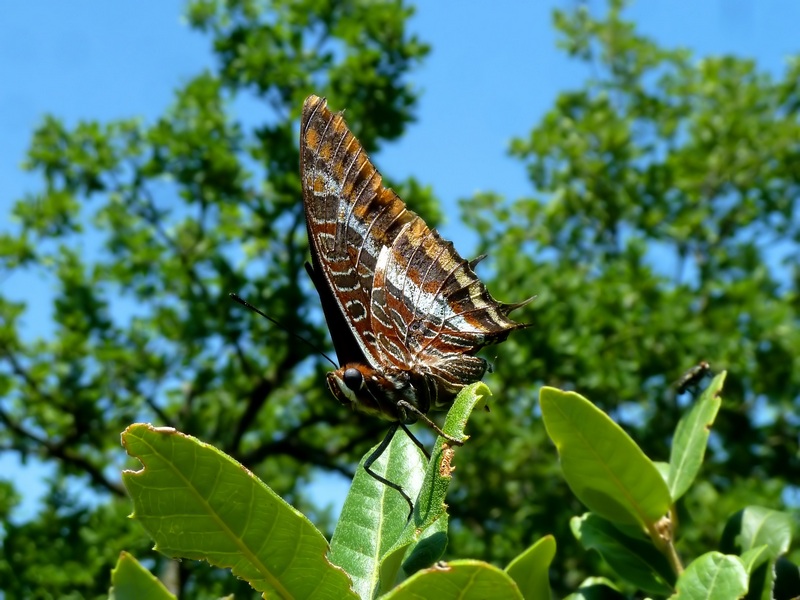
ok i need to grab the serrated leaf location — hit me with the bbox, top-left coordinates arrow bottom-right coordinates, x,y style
672,552 -> 748,599
540,387 -> 671,526
571,513 -> 674,595
121,424 -> 356,599
109,551 -> 175,600
382,559 -> 523,600
504,535 -> 556,600
668,371 -> 725,501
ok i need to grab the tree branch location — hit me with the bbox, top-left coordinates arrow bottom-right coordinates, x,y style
0,404 -> 125,497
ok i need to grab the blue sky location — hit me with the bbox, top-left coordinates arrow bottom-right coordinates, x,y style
2,1 -> 799,520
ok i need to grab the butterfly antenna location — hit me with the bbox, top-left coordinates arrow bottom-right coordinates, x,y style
229,293 -> 338,369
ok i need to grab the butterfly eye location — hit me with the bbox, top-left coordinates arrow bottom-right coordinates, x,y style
343,368 -> 363,391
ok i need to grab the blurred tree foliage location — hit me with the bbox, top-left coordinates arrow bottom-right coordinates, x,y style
457,0 -> 800,592
0,0 -> 797,597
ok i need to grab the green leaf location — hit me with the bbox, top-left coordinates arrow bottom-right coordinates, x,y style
739,546 -> 770,574
109,551 -> 175,600
539,387 -> 671,526
672,552 -> 748,599
329,383 -> 487,599
121,424 -> 356,599
504,535 -> 556,600
400,511 -> 450,575
668,371 -> 726,501
563,577 -> 625,599
719,505 -> 794,600
329,428 -> 427,600
570,513 -> 674,595
381,559 -> 523,600
413,382 -> 489,528
382,383 -> 490,586
720,506 -> 793,559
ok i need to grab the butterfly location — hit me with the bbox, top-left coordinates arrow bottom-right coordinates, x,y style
300,95 -> 530,510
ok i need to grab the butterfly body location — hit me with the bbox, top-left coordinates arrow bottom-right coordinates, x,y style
325,363 -> 426,423
301,94 -> 529,426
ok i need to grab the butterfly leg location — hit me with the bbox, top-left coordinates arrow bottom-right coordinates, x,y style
399,423 -> 431,459
364,423 -> 414,519
396,400 -> 465,447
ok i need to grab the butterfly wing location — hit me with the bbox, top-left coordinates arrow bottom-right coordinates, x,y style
304,261 -> 367,366
370,212 -> 530,407
301,95 -> 414,368
301,95 -> 529,404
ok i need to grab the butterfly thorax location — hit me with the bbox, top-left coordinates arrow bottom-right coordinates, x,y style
326,363 -> 432,424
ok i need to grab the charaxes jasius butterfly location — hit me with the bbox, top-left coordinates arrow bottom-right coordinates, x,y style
300,95 -> 531,509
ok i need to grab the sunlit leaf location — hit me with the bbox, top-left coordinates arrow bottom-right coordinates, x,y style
668,371 -> 726,501
504,535 -> 556,600
121,424 -> 355,599
540,387 -> 671,526
382,560 -> 522,600
672,552 -> 748,600
109,551 -> 175,600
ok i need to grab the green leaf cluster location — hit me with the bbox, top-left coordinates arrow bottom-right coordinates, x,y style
540,375 -> 796,598
116,384 -> 556,599
114,376 -> 796,598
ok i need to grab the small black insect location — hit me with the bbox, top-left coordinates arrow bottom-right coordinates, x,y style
676,361 -> 711,395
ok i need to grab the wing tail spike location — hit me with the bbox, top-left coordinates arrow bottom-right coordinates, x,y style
468,254 -> 488,270
502,295 -> 537,315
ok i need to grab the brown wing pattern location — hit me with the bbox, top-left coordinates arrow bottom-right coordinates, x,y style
301,95 -> 529,406
301,95 -> 405,367
370,208 -> 529,404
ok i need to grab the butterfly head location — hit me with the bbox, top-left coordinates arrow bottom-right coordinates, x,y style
326,366 -> 367,406
326,363 -> 422,424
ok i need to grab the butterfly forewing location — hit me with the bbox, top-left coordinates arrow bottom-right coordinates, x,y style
302,96 -> 405,369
